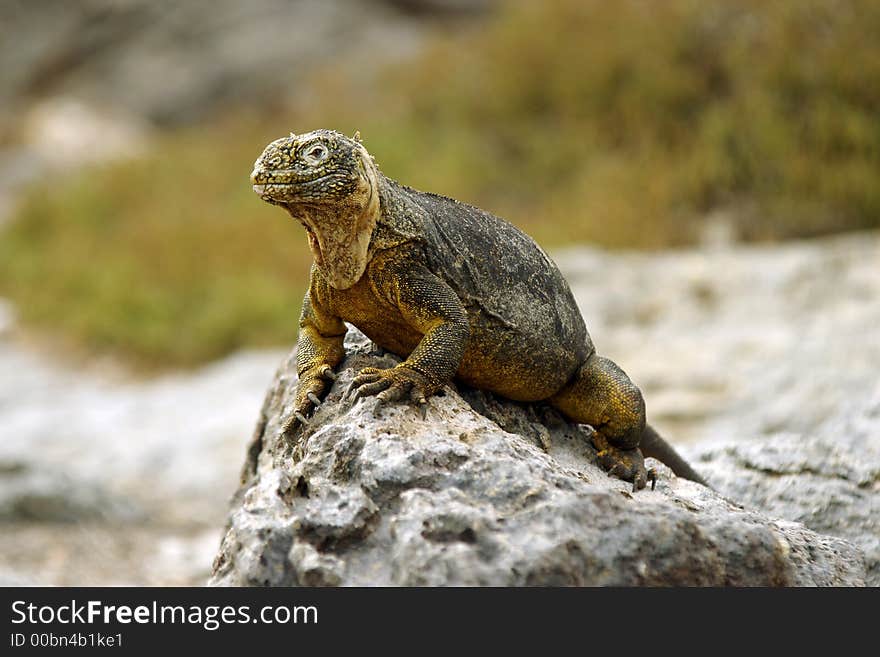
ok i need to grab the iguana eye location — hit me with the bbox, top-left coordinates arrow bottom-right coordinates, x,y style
303,144 -> 328,165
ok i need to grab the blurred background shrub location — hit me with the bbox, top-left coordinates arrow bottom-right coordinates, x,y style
1,0 -> 878,369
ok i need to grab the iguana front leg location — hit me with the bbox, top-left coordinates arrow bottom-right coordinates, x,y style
289,289 -> 346,429
345,262 -> 469,415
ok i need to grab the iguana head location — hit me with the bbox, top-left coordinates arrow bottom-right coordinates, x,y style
251,129 -> 380,290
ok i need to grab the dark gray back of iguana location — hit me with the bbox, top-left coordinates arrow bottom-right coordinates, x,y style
387,179 -> 593,365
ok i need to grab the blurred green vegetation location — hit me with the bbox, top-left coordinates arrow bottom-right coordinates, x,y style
2,0 -> 879,369
0,122 -> 314,368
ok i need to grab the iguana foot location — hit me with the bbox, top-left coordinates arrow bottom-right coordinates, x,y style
592,434 -> 656,492
344,365 -> 432,415
282,365 -> 338,434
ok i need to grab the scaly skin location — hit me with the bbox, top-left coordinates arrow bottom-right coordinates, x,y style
251,129 -> 707,490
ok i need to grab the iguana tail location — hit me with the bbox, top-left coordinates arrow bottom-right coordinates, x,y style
641,423 -> 709,487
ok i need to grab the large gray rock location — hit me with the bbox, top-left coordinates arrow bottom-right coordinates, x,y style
210,331 -> 866,586
687,384 -> 880,586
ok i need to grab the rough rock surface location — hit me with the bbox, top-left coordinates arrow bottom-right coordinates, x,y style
210,330 -> 866,586
687,384 -> 880,586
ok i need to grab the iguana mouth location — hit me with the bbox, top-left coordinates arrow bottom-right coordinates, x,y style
252,181 -> 309,198
251,169 -> 326,185
252,172 -> 343,189
252,182 -> 300,192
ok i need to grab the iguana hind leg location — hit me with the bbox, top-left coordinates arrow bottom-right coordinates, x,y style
549,353 -> 655,491
549,353 -> 710,489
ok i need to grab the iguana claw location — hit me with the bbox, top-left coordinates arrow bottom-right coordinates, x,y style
593,434 -> 652,491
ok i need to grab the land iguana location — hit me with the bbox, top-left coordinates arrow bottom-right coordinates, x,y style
250,129 -> 707,491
